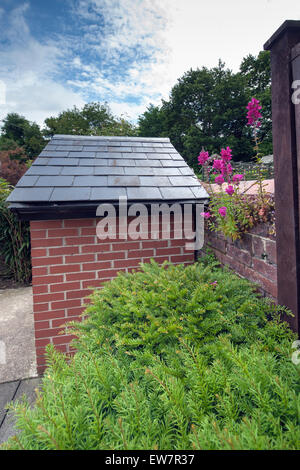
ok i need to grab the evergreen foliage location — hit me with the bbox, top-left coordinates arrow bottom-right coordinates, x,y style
1,260 -> 299,450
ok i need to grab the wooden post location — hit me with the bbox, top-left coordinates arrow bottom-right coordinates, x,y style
264,20 -> 300,334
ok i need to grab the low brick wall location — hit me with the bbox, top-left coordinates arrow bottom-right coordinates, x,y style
199,224 -> 277,300
30,217 -> 195,374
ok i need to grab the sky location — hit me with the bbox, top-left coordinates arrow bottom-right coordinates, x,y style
0,0 -> 299,128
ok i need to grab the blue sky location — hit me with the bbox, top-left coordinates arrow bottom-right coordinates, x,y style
0,0 -> 299,128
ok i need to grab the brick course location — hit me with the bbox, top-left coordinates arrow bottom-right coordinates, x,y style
199,224 -> 277,300
30,217 -> 195,374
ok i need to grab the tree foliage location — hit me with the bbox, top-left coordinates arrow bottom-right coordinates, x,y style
0,113 -> 46,159
138,53 -> 272,166
44,102 -> 138,138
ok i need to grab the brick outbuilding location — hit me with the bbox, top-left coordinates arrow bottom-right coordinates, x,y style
7,135 -> 208,373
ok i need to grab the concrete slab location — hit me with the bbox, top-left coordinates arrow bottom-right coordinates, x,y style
0,287 -> 37,383
0,377 -> 42,445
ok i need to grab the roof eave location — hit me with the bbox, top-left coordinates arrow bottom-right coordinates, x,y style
9,199 -> 209,221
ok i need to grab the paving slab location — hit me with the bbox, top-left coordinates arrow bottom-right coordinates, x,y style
0,287 -> 37,383
0,377 -> 42,445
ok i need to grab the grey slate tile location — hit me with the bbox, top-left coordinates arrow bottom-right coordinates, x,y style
94,166 -> 124,175
135,159 -> 161,167
6,187 -> 53,202
169,176 -> 200,186
108,176 -> 140,187
56,145 -> 83,151
170,153 -> 184,160
74,176 -> 108,186
50,158 -> 79,166
109,159 -> 135,167
122,152 -> 147,159
190,186 -> 209,199
179,167 -> 195,175
61,167 -> 94,175
26,166 -> 63,176
36,176 -> 75,187
143,142 -> 163,147
108,147 -> 131,152
155,147 -> 177,153
151,168 -> 181,176
16,175 -> 39,187
140,176 -> 171,186
67,151 -> 96,158
79,158 -> 108,166
82,146 -> 108,152
124,167 -> 155,176
91,187 -> 126,200
98,152 -> 122,158
161,160 -> 187,167
135,147 -> 155,152
34,158 -> 49,165
159,187 -> 195,199
40,151 -> 69,157
127,187 -> 162,200
147,153 -> 172,160
50,187 -> 91,201
80,140 -> 108,146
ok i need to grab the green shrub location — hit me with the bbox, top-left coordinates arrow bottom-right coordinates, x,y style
2,261 -> 299,450
0,178 -> 31,283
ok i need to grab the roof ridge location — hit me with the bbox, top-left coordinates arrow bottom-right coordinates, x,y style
52,135 -> 170,143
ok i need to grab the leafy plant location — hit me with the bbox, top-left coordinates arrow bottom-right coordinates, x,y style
0,178 -> 31,283
2,260 -> 299,450
198,99 -> 275,240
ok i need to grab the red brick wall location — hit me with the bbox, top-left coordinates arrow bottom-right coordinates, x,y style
200,224 -> 277,300
30,217 -> 195,374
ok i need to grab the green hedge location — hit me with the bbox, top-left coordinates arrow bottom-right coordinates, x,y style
2,260 -> 299,450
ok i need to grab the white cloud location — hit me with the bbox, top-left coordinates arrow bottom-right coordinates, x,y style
0,4 -> 85,127
1,0 -> 300,129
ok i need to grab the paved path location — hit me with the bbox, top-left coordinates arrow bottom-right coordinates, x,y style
0,377 -> 42,445
0,287 -> 37,383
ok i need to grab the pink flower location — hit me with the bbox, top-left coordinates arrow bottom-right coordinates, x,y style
225,185 -> 234,196
200,211 -> 211,219
232,174 -> 244,183
219,206 -> 227,217
212,159 -> 223,171
226,162 -> 233,175
246,98 -> 262,128
198,150 -> 210,165
220,146 -> 232,162
215,175 -> 225,185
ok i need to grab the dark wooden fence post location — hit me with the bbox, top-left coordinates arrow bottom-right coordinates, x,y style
264,20 -> 300,335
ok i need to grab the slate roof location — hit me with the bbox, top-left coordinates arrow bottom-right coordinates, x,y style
7,135 -> 208,216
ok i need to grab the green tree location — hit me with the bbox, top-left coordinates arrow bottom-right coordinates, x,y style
138,57 -> 272,166
0,113 -> 46,159
138,104 -> 166,138
44,102 -> 138,137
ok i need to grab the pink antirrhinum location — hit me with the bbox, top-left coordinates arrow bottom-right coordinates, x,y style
225,185 -> 234,196
215,175 -> 225,185
220,146 -> 232,162
200,211 -> 211,219
232,174 -> 244,183
246,98 -> 262,128
198,150 -> 210,165
219,206 -> 227,217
